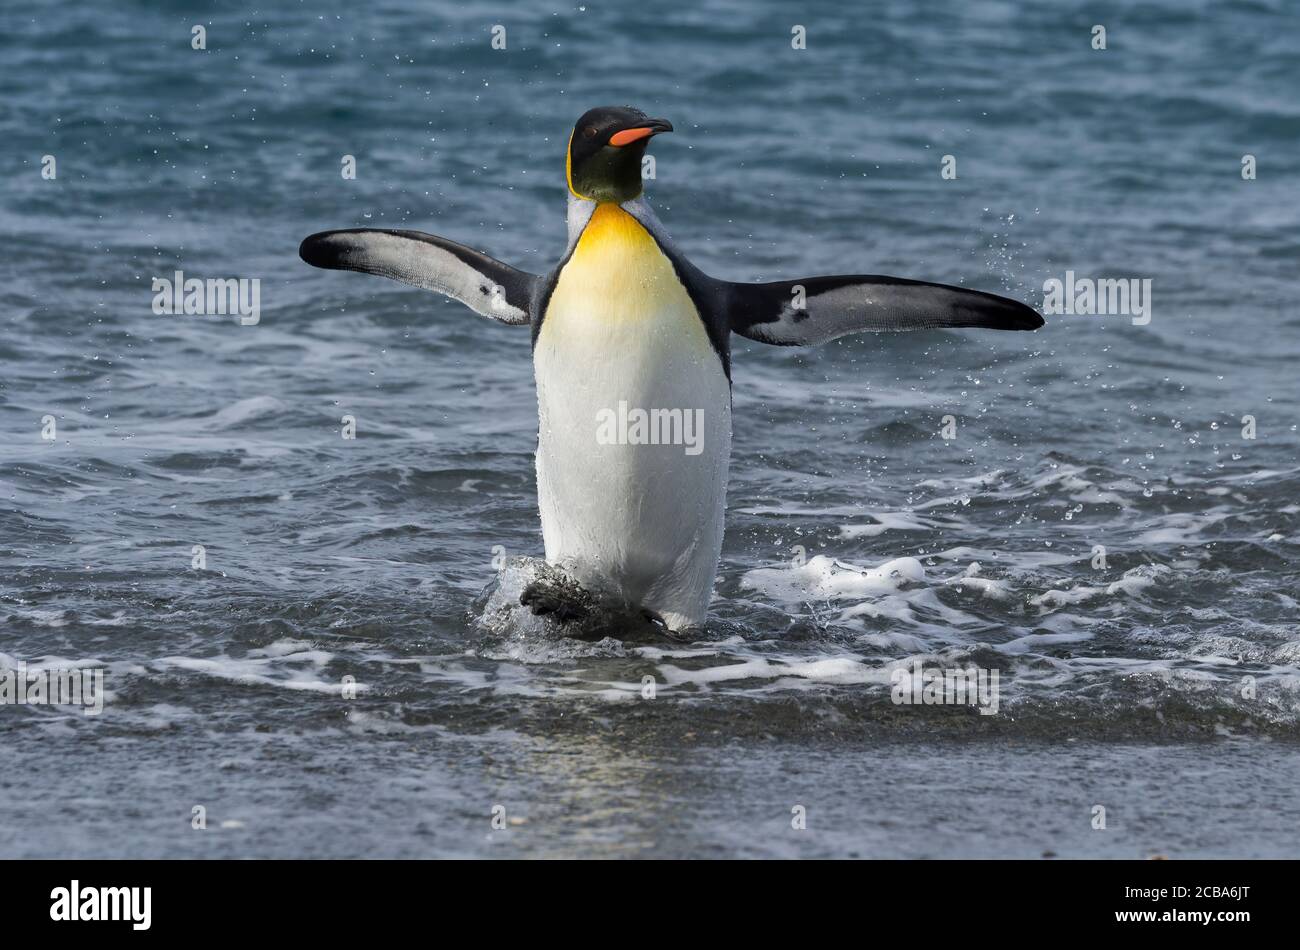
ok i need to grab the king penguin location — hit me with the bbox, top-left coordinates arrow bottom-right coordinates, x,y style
299,105 -> 1044,632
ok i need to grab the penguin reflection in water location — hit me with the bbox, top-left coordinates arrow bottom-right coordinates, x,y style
300,106 -> 1043,634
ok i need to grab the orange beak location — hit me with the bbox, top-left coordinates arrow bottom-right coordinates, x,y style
608,118 -> 673,147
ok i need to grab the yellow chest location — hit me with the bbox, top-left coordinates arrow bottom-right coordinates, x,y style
538,203 -> 709,346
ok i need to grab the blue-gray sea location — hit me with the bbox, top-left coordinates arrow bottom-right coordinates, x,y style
2,0 -> 1298,858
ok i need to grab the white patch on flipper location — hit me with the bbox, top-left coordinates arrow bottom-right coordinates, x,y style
326,231 -> 528,323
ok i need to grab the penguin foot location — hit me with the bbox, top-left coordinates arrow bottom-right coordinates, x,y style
520,580 -> 592,623
640,608 -> 668,629
514,571 -> 686,643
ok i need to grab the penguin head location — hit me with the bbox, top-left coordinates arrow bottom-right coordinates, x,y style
566,106 -> 673,203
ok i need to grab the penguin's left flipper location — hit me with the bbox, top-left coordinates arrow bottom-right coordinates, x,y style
299,228 -> 536,324
726,275 -> 1043,345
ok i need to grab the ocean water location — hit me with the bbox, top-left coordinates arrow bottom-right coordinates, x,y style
2,0 -> 1299,858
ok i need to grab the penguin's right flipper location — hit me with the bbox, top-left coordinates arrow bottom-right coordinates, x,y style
299,228 -> 537,324
726,275 -> 1043,345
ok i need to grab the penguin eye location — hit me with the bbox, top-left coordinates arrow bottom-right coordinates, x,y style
582,126 -> 598,139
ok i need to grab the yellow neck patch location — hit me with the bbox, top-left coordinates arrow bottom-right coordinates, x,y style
573,202 -> 658,259
540,203 -> 707,339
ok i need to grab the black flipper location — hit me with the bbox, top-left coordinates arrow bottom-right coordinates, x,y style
299,228 -> 537,325
727,274 -> 1043,345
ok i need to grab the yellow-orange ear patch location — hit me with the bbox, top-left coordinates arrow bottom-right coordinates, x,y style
565,129 -> 577,198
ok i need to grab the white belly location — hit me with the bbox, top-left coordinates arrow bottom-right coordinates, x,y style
533,203 -> 730,629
